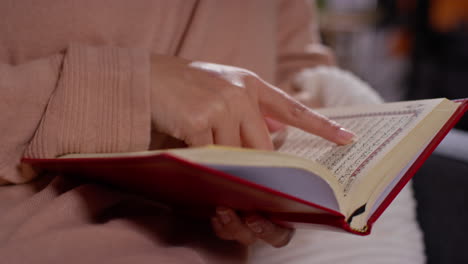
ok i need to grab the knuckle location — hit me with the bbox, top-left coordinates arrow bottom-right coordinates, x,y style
209,96 -> 230,117
220,85 -> 249,109
287,99 -> 308,119
185,96 -> 229,133
257,220 -> 275,236
186,113 -> 211,133
243,70 -> 260,84
246,75 -> 263,93
224,83 -> 246,97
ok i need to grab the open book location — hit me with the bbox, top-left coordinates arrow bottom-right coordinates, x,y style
23,98 -> 468,235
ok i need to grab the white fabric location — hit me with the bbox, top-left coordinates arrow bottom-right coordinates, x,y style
248,67 -> 425,264
294,66 -> 383,107
435,128 -> 468,162
249,184 -> 425,264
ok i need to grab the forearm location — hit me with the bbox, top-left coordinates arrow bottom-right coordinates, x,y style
1,44 -> 152,184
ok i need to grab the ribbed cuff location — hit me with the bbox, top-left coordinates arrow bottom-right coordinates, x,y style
26,44 -> 151,158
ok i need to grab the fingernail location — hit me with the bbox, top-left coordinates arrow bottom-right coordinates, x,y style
247,221 -> 263,234
337,127 -> 356,144
217,209 -> 231,224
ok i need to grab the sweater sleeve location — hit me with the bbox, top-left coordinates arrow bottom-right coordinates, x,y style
276,0 -> 335,93
0,44 -> 151,184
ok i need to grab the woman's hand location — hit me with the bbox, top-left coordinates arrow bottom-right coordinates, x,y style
150,55 -> 355,246
211,207 -> 294,247
150,54 -> 355,150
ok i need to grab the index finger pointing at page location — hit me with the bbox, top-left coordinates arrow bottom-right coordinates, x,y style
258,82 -> 356,145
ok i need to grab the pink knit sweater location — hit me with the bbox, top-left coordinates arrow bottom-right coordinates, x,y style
0,2 -> 427,264
0,0 -> 332,184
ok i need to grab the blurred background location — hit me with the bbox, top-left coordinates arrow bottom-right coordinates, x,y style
317,0 -> 468,129
315,1 -> 468,263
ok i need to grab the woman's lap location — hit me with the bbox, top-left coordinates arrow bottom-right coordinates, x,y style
0,175 -> 246,264
0,174 -> 424,264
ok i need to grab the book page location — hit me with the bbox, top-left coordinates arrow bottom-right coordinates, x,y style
274,99 -> 443,197
206,164 -> 340,213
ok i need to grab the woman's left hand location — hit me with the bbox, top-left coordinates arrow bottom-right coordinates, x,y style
211,207 -> 294,248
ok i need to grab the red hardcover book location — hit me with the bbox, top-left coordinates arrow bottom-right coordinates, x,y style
23,98 -> 468,235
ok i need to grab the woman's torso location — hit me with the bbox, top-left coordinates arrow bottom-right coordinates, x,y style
0,0 -> 278,83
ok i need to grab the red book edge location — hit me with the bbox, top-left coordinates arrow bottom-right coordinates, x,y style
21,99 -> 468,236
150,153 -> 346,218
23,152 -> 345,218
363,98 -> 468,235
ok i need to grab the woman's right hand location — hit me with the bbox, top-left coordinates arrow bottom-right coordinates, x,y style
150,54 -> 355,150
